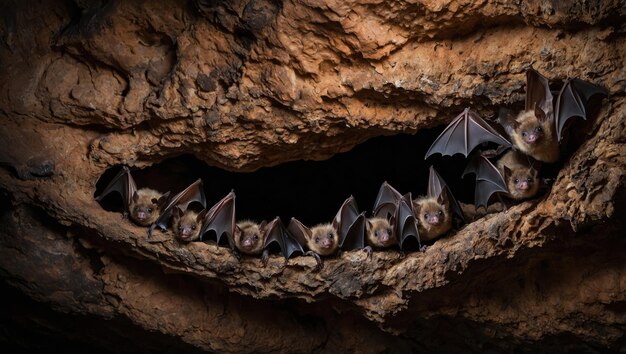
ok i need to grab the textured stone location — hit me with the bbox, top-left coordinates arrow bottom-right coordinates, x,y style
0,0 -> 625,352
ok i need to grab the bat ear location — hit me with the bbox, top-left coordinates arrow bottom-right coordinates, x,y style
196,209 -> 208,222
173,206 -> 183,219
437,190 -> 449,205
366,219 -> 373,229
151,198 -> 159,205
132,191 -> 139,202
530,168 -> 539,178
534,103 -> 547,122
259,220 -> 267,230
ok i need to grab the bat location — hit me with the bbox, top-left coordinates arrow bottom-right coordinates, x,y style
496,150 -> 541,201
412,167 -> 464,241
147,179 -> 206,236
172,207 -> 208,242
499,68 -> 607,162
332,196 -> 368,253
262,217 -> 305,266
393,193 -> 422,251
288,218 -> 339,270
425,107 -> 511,159
198,191 -> 237,253
365,217 -> 396,249
95,166 -> 170,226
234,220 -> 267,256
372,181 -> 402,219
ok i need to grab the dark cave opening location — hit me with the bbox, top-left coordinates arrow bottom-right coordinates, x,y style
95,128 -> 476,226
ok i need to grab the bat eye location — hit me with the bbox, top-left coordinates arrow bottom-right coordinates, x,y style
514,178 -> 519,183
315,237 -> 320,242
522,132 -> 527,137
253,234 -> 259,240
147,208 -> 153,213
438,211 -> 443,216
191,225 -> 196,230
536,126 -> 543,132
424,213 -> 428,218
327,233 -> 333,238
527,178 -> 532,182
387,228 -> 392,234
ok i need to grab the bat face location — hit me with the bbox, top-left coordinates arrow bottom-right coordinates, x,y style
129,188 -> 164,226
366,217 -> 396,248
509,110 -> 559,163
309,224 -> 339,256
234,221 -> 264,255
173,210 -> 202,242
414,197 -> 452,240
506,168 -> 540,200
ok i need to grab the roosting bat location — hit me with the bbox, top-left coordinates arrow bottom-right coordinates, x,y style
95,166 -> 170,226
462,154 -> 509,209
198,191 -> 237,254
372,182 -> 422,251
262,217 -> 304,266
234,220 -> 267,256
288,217 -> 339,270
332,196 -> 368,254
148,179 -> 206,237
499,69 -> 607,162
413,167 -> 464,242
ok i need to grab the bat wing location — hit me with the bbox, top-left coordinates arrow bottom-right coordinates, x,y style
332,196 -> 366,251
287,218 -> 312,249
392,193 -> 421,251
263,217 -> 304,260
199,191 -> 236,248
151,179 -> 207,232
95,166 -> 137,212
373,181 -> 402,219
555,78 -> 608,141
525,68 -> 554,120
462,155 -> 508,209
427,166 -> 465,223
425,108 -> 511,159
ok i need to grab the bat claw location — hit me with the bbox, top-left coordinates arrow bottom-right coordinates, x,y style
363,246 -> 373,260
305,251 -> 323,271
419,245 -> 429,252
261,251 -> 269,267
232,249 -> 241,261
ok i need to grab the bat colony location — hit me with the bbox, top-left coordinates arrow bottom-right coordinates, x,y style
95,69 -> 607,269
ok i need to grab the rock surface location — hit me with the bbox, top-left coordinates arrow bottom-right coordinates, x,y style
0,0 -> 625,352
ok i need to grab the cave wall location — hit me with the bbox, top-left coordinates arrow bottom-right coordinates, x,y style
0,0 -> 625,353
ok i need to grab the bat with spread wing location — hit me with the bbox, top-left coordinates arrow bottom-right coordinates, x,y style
499,68 -> 607,162
262,217 -> 305,266
96,166 -> 170,226
461,154 -> 509,209
148,179 -> 206,237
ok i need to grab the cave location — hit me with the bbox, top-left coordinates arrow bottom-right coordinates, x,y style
94,128 -> 477,227
0,0 -> 625,353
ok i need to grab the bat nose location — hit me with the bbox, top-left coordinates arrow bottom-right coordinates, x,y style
428,216 -> 440,225
380,232 -> 389,242
322,239 -> 333,248
526,134 -> 537,143
243,239 -> 253,247
518,182 -> 529,190
137,211 -> 146,220
182,228 -> 193,236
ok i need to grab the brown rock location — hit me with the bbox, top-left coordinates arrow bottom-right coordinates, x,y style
0,0 -> 624,352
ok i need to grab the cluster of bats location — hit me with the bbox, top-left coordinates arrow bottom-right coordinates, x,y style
95,68 -> 607,269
